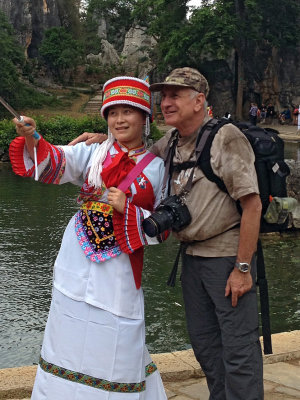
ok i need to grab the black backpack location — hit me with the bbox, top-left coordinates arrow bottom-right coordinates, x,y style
196,118 -> 291,233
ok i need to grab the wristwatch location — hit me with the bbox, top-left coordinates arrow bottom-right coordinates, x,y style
235,262 -> 251,273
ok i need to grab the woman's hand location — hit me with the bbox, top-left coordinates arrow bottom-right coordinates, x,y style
13,116 -> 36,138
12,116 -> 38,160
107,187 -> 126,213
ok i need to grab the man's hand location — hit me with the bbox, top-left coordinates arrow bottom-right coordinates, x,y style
68,132 -> 107,146
225,268 -> 253,307
107,187 -> 126,213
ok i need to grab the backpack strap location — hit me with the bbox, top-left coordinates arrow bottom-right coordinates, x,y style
161,129 -> 179,197
197,118 -> 231,194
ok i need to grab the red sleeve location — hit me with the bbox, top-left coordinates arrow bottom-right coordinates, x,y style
9,136 -> 49,177
113,199 -> 147,254
9,136 -> 66,184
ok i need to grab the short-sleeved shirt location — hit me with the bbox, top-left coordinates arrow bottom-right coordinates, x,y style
150,117 -> 259,257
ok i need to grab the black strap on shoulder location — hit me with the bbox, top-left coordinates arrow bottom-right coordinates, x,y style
197,118 -> 231,194
161,129 -> 179,196
257,239 -> 273,354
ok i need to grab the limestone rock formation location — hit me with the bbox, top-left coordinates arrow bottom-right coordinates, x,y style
87,39 -> 120,67
96,16 -> 107,39
121,26 -> 156,78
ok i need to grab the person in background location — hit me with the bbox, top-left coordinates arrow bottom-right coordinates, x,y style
207,105 -> 213,117
266,103 -> 275,124
279,107 -> 292,124
260,103 -> 267,124
9,76 -> 167,400
72,67 -> 264,400
249,102 -> 258,125
292,106 -> 299,126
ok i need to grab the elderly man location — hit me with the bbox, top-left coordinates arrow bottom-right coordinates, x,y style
71,67 -> 263,400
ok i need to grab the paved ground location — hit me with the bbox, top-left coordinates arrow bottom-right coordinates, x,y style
0,331 -> 299,399
157,122 -> 300,141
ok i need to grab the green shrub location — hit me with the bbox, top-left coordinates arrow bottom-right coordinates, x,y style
0,115 -> 107,153
0,114 -> 164,154
0,119 -> 16,150
150,121 -> 164,142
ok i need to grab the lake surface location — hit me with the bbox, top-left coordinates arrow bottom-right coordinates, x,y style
0,161 -> 299,369
285,141 -> 300,161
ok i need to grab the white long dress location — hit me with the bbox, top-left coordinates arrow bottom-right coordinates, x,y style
9,136 -> 167,400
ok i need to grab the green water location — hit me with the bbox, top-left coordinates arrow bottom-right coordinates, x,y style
0,163 -> 299,369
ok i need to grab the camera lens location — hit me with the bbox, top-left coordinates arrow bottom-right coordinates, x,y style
142,218 -> 160,237
142,209 -> 175,237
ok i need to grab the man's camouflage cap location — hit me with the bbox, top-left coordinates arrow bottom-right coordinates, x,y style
149,67 -> 209,97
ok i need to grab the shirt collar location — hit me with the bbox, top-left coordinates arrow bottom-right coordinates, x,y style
115,141 -> 147,158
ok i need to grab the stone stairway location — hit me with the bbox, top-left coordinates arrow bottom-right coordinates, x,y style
84,92 -> 102,115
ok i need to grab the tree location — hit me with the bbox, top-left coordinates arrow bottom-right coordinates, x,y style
39,27 -> 83,81
0,11 -> 24,106
132,0 -> 189,70
57,0 -> 82,39
84,0 -> 135,53
147,0 -> 300,118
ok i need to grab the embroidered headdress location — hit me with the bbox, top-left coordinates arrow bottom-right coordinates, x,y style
88,76 -> 152,188
101,76 -> 151,118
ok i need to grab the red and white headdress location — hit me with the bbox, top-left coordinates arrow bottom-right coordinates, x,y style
100,76 -> 151,118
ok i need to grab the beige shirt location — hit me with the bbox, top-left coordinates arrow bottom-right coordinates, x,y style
151,118 -> 259,257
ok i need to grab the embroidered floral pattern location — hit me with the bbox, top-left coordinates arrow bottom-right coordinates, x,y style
103,86 -> 150,104
39,356 -> 157,392
145,361 -> 158,377
75,202 -> 121,262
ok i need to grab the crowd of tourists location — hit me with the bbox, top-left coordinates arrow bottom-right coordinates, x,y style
249,102 -> 299,126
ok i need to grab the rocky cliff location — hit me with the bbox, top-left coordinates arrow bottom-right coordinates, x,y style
202,45 -> 300,119
1,1 -> 299,118
0,0 -> 61,57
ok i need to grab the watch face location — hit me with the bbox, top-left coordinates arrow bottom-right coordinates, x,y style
239,263 -> 249,272
235,262 -> 250,273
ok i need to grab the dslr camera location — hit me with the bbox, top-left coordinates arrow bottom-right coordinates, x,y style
142,195 -> 191,237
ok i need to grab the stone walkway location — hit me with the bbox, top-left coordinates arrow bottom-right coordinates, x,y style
0,331 -> 299,399
158,122 -> 300,140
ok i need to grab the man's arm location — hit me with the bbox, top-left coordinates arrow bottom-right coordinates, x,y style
68,132 -> 107,146
225,193 -> 262,307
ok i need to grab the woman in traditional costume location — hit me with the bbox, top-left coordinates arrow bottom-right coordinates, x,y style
9,77 -> 167,400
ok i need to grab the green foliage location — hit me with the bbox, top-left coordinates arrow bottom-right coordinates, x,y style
133,0 -> 189,69
84,0 -> 135,53
0,86 -> 62,119
0,113 -> 163,154
39,27 -> 84,81
258,0 -> 300,48
149,121 -> 164,142
0,115 -> 108,153
0,119 -> 16,150
130,0 -> 300,70
35,114 -> 108,144
57,0 -> 82,39
0,11 -> 24,101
